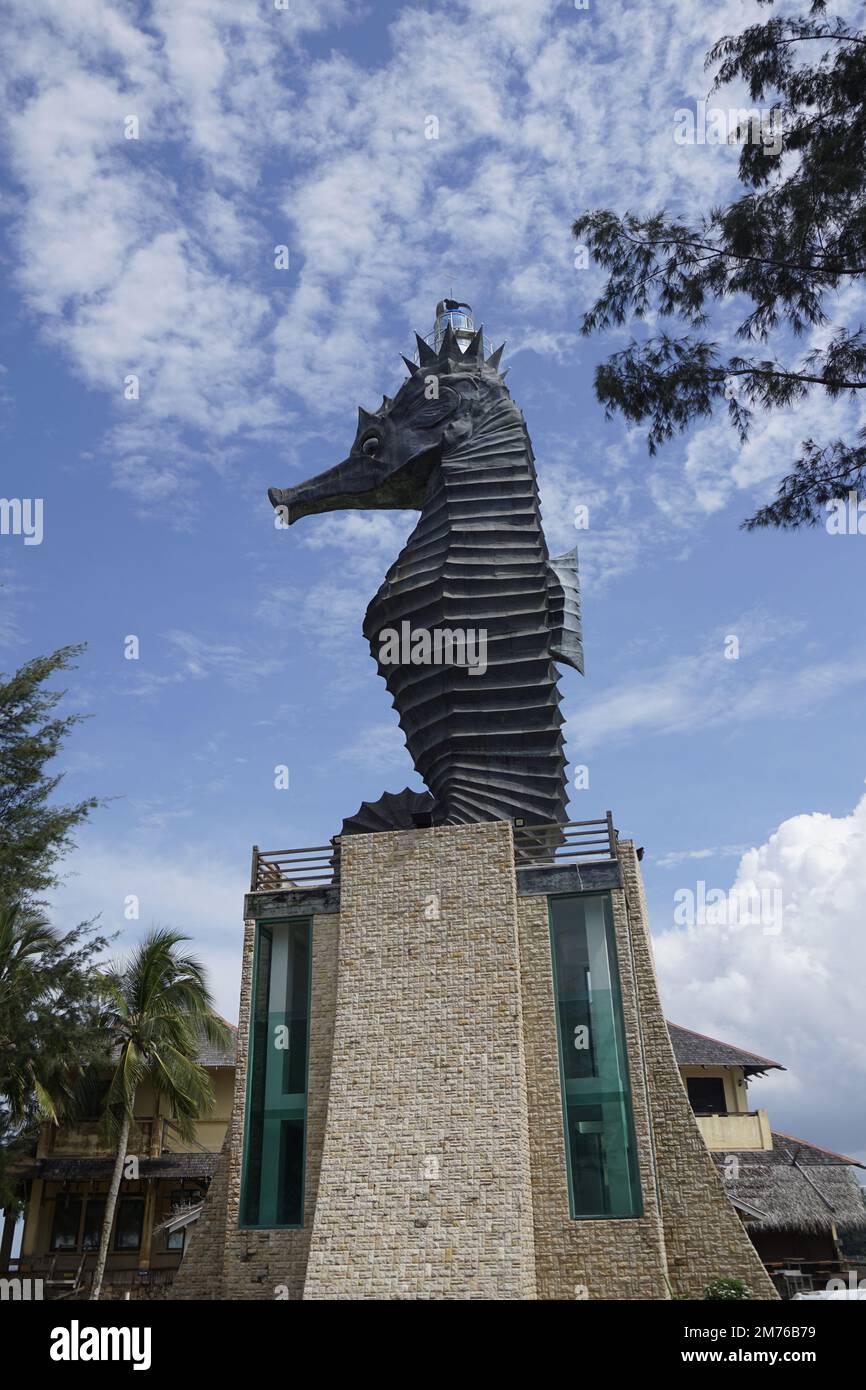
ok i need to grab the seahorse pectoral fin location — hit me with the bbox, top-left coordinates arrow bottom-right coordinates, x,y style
547,546 -> 584,675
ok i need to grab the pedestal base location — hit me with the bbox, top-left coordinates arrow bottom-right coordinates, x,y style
172,820 -> 776,1301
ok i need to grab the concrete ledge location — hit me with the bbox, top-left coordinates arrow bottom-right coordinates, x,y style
244,887 -> 340,918
517,859 -> 622,897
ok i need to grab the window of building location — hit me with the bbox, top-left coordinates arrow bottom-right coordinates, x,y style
50,1196 -> 82,1251
549,893 -> 642,1219
686,1075 -> 728,1115
165,1187 -> 202,1251
82,1199 -> 106,1251
241,918 -> 311,1228
113,1198 -> 144,1251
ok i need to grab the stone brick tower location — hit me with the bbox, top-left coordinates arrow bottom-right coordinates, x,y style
172,818 -> 775,1300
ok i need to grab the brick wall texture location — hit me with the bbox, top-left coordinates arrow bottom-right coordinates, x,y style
617,841 -> 775,1298
303,821 -> 536,1299
173,823 -> 776,1301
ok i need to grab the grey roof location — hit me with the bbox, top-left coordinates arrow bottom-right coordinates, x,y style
98,1018 -> 237,1070
36,1152 -> 219,1182
711,1133 -> 866,1234
768,1132 -> 866,1168
668,1021 -> 784,1075
195,1017 -> 237,1068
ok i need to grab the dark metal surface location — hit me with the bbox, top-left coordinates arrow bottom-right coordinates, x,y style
516,860 -> 623,897
244,885 -> 341,918
269,315 -> 583,826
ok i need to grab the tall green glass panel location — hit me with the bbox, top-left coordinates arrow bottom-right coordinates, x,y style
549,894 -> 642,1218
241,918 -> 310,1227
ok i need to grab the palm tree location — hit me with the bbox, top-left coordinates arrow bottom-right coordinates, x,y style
0,900 -> 63,1124
0,899 -> 108,1228
0,902 -> 57,1240
89,928 -> 230,1301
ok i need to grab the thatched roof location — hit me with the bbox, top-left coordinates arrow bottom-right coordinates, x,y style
712,1133 -> 866,1234
668,1022 -> 784,1076
195,1016 -> 237,1068
12,1150 -> 220,1182
96,1017 -> 237,1069
34,1152 -> 219,1182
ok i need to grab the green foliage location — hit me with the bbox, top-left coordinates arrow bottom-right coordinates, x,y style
89,930 -> 231,1298
95,928 -> 231,1141
0,645 -> 100,902
0,900 -> 110,1208
0,1115 -> 39,1215
704,1276 -> 752,1300
573,0 -> 866,529
0,644 -> 109,1211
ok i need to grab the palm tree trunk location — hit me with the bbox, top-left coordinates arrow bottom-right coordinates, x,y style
90,1109 -> 131,1301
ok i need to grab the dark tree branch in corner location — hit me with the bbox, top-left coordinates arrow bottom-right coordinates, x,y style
572,0 -> 866,529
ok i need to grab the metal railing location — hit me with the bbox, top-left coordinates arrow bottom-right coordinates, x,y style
414,329 -> 495,362
250,814 -> 617,892
251,842 -> 339,891
512,813 -> 617,870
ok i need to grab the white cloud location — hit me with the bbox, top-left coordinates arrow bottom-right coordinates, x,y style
575,611 -> 866,751
1,1 -> 309,497
656,844 -> 748,869
655,785 -> 866,1158
535,430 -> 690,591
121,629 -> 287,697
257,510 -> 419,652
0,0 -> 795,587
678,389 -> 866,520
49,837 -> 246,1022
507,330 -> 581,365
265,0 -> 757,428
336,719 -> 413,773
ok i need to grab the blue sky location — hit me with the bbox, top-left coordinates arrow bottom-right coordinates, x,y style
2,0 -> 865,1165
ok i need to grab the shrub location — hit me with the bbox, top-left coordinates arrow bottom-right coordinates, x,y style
704,1277 -> 751,1301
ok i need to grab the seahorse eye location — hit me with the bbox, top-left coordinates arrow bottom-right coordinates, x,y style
362,435 -> 381,456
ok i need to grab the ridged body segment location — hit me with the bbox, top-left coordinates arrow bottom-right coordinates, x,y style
363,393 -> 580,825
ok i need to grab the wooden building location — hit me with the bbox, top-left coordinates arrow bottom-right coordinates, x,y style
0,1024 -> 236,1299
670,1022 -> 866,1296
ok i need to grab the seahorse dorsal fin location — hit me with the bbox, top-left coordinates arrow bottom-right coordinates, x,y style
547,547 -> 584,675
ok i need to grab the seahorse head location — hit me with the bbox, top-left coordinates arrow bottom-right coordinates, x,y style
268,324 -> 508,525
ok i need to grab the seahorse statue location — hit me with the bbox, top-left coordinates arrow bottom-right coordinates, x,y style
269,305 -> 583,830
